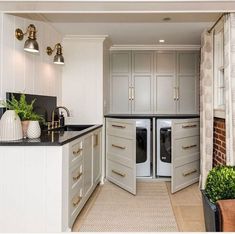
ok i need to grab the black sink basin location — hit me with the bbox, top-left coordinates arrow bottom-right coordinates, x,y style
49,125 -> 95,132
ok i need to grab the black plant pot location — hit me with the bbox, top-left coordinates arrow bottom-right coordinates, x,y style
201,190 -> 220,232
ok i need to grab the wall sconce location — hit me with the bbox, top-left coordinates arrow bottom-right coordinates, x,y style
15,24 -> 39,53
46,43 -> 65,65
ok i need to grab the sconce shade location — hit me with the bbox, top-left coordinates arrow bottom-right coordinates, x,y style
15,24 -> 39,54
24,38 -> 39,53
53,54 -> 65,65
47,43 -> 65,65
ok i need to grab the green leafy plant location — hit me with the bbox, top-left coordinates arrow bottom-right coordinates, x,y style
2,94 -> 44,122
205,165 -> 235,203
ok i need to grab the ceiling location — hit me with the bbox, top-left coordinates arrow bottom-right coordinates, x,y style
13,13 -> 220,45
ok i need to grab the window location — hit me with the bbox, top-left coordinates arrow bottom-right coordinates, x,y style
213,21 -> 225,118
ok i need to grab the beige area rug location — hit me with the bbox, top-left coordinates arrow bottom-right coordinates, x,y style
79,181 -> 179,232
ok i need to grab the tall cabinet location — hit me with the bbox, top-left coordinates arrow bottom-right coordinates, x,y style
109,49 -> 199,115
110,51 -> 153,114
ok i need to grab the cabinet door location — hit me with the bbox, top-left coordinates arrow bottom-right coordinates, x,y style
155,52 -> 177,114
83,134 -> 93,197
171,118 -> 200,193
110,51 -> 132,114
93,129 -> 102,184
106,118 -> 136,195
177,52 -> 199,114
132,51 -> 153,114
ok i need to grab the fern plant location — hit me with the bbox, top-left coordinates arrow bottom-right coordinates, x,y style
2,94 -> 44,122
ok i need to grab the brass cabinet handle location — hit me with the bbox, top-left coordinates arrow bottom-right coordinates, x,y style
177,87 -> 179,100
131,87 -> 135,100
183,169 -> 197,177
72,196 -> 82,207
111,124 -> 126,129
182,144 -> 197,150
128,87 -> 132,100
73,148 -> 83,156
73,172 -> 82,182
182,124 -> 197,129
112,169 -> 126,177
112,144 -> 126,150
93,133 -> 99,147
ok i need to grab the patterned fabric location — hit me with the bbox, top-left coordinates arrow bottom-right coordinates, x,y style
200,30 -> 214,189
224,13 -> 235,166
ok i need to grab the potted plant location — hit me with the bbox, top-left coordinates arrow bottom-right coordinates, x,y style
201,165 -> 235,231
2,94 -> 44,138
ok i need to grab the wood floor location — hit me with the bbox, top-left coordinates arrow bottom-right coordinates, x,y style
72,181 -> 205,232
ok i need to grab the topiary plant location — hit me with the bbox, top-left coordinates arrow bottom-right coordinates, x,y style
205,165 -> 235,203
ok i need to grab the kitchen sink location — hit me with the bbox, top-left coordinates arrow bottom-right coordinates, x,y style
49,125 -> 95,132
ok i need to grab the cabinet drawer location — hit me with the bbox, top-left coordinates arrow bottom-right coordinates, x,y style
69,179 -> 83,225
107,160 -> 135,194
173,119 -> 199,138
172,160 -> 200,192
107,119 -> 135,139
174,135 -> 200,164
69,140 -> 83,167
69,159 -> 83,190
107,135 -> 134,168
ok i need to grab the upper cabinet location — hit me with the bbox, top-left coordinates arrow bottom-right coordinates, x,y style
110,51 -> 153,114
109,49 -> 199,115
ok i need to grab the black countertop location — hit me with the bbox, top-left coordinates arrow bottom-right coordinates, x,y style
104,114 -> 200,119
0,125 -> 102,146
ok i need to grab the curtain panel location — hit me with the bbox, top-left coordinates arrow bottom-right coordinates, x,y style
200,30 -> 214,189
224,13 -> 235,166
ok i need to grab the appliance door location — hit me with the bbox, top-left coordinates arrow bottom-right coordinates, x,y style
136,119 -> 151,177
160,127 -> 172,163
136,127 -> 147,164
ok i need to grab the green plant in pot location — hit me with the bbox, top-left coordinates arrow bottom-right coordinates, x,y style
202,165 -> 235,231
3,94 -> 44,138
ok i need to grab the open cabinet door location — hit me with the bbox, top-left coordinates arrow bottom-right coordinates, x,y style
106,118 -> 136,195
171,118 -> 200,193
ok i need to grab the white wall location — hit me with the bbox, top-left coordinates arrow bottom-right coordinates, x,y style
0,13 -> 62,104
62,36 -> 108,124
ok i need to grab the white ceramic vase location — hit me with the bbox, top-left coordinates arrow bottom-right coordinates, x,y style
27,121 -> 41,139
0,110 -> 23,141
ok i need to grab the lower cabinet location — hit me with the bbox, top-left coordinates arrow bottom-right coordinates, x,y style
67,127 -> 102,229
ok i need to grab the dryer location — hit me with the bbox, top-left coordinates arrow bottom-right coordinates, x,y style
156,119 -> 172,177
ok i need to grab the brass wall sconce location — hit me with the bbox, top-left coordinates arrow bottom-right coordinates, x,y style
15,24 -> 39,53
46,43 -> 65,65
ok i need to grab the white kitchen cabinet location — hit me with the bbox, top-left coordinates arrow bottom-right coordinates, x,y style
155,51 -> 199,114
177,52 -> 199,114
106,118 -> 136,195
171,118 -> 200,193
0,127 -> 102,232
110,51 -> 153,114
93,128 -> 102,184
83,134 -> 93,197
110,51 -> 132,114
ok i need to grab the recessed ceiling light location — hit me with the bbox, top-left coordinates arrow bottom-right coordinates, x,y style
159,39 -> 165,43
163,17 -> 171,22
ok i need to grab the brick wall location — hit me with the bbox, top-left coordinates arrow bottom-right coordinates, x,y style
213,118 -> 226,167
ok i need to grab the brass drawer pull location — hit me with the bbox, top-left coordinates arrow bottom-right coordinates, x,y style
72,196 -> 82,207
128,87 -> 132,100
182,124 -> 197,129
111,124 -> 126,129
183,169 -> 197,177
73,148 -> 83,156
112,144 -> 126,150
182,144 -> 197,150
73,172 -> 82,182
93,133 -> 99,147
112,169 -> 126,177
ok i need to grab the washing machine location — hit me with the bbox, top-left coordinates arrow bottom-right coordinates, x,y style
156,119 -> 172,177
136,119 -> 151,177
